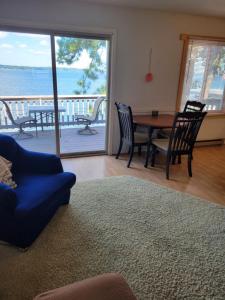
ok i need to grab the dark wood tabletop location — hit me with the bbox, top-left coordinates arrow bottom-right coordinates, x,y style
133,114 -> 175,128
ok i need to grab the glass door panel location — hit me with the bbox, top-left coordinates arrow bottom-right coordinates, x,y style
54,36 -> 109,155
0,30 -> 56,153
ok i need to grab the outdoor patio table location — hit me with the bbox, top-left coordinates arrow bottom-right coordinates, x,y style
29,105 -> 66,131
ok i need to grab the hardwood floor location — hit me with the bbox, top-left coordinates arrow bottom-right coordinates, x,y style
62,145 -> 225,206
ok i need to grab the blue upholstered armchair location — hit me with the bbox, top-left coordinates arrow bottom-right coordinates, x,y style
0,134 -> 76,248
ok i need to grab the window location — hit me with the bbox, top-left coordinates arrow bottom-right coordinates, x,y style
177,35 -> 225,112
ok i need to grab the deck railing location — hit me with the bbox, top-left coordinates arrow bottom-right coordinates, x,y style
0,95 -> 107,129
204,98 -> 223,111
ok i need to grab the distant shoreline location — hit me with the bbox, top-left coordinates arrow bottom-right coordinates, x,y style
0,64 -> 84,71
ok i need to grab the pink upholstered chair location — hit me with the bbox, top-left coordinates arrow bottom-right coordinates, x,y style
33,273 -> 137,300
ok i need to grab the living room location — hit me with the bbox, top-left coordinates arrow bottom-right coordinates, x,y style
0,0 -> 225,299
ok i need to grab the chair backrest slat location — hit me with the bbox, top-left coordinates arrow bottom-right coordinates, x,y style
184,101 -> 205,112
169,111 -> 207,154
115,102 -> 134,144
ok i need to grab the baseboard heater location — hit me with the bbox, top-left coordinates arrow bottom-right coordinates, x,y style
115,139 -> 224,155
195,139 -> 224,147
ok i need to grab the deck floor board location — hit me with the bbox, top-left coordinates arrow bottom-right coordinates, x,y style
1,125 -> 106,154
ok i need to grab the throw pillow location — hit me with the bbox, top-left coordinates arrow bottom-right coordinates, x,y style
0,155 -> 17,189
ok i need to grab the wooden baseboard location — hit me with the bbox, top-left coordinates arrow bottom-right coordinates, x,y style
195,139 -> 224,147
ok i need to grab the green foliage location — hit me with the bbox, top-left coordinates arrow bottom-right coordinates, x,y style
96,84 -> 107,95
212,48 -> 225,76
193,45 -> 225,77
57,37 -> 107,94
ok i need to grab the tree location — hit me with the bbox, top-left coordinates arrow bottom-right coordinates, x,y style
96,84 -> 107,95
57,38 -> 107,94
187,44 -> 225,103
203,46 -> 225,100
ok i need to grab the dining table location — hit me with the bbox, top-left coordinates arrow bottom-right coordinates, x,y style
133,113 -> 175,167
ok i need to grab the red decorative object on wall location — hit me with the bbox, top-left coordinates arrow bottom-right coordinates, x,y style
145,72 -> 153,82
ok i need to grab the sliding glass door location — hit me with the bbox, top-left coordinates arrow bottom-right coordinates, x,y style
0,29 -> 110,156
54,36 -> 109,154
0,31 -> 56,153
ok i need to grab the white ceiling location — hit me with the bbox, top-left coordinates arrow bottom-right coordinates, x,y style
83,0 -> 225,18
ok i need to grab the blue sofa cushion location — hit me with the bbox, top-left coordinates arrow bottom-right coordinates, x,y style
16,149 -> 63,175
14,172 -> 76,218
0,183 -> 17,212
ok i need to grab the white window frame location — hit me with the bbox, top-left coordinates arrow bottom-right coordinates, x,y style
176,34 -> 225,114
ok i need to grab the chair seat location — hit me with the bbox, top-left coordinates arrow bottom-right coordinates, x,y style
14,172 -> 75,217
134,132 -> 149,144
15,116 -> 36,125
152,138 -> 169,151
159,128 -> 171,138
75,115 -> 95,122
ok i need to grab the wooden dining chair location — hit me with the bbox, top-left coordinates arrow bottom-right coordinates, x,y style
115,102 -> 149,167
184,100 -> 206,112
177,100 -> 206,162
159,101 -> 206,166
160,101 -> 206,138
147,111 -> 207,179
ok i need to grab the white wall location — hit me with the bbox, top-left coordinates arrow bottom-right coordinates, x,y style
0,0 -> 225,152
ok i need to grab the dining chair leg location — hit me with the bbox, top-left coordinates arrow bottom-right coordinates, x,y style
166,154 -> 171,180
172,154 -> 176,165
144,142 -> 151,168
116,139 -> 123,159
127,146 -> 134,168
35,122 -> 38,137
188,154 -> 192,177
178,155 -> 181,164
145,127 -> 153,168
151,146 -> 156,167
138,145 -> 142,156
172,154 -> 181,164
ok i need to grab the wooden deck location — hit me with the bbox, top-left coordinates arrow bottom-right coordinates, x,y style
3,125 -> 106,154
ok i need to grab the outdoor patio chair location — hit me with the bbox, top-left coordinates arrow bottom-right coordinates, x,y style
147,111 -> 207,179
0,99 -> 37,139
75,97 -> 105,135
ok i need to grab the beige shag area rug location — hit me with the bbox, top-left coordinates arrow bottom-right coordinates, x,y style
0,176 -> 225,300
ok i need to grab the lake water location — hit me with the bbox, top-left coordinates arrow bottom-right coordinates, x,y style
0,66 -> 224,98
0,67 -> 106,96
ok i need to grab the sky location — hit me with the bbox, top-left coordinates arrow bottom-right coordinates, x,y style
0,31 -> 107,68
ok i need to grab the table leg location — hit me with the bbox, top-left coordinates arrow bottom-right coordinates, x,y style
46,112 -> 48,125
34,112 -> 38,137
144,126 -> 154,168
40,112 -> 44,131
58,112 -> 62,138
